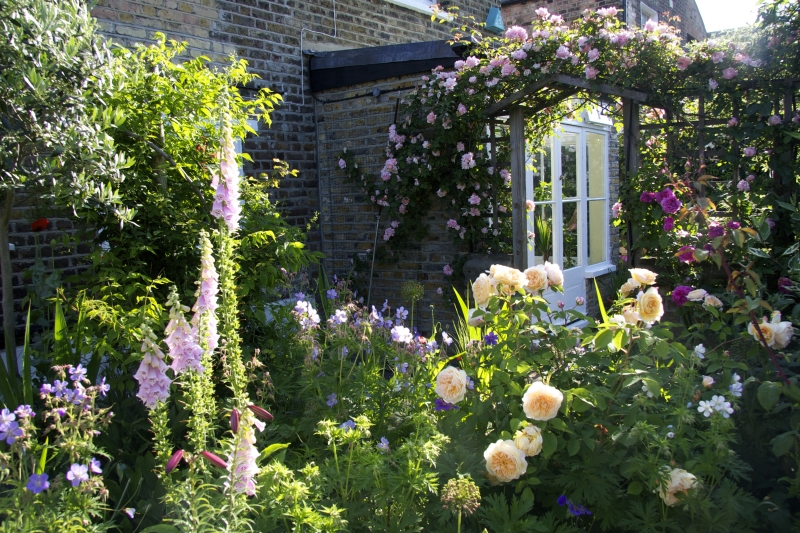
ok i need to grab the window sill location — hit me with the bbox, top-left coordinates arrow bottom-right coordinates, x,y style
584,263 -> 616,278
383,0 -> 451,18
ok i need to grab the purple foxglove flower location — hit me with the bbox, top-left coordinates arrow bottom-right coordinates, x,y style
165,450 -> 184,474
230,408 -> 240,433
199,450 -> 228,469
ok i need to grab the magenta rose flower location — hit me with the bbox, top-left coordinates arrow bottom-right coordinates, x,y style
672,285 -> 693,306
654,188 -> 674,204
707,222 -> 725,239
660,195 -> 683,214
640,191 -> 656,203
678,246 -> 696,263
663,217 -> 674,231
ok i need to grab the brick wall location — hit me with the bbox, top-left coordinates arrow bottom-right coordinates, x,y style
91,0 -> 499,237
315,75 -> 468,333
1,199 -> 92,336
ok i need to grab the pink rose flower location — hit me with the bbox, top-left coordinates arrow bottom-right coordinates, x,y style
743,147 -> 756,157
722,67 -> 737,79
676,56 -> 692,70
585,66 -> 598,79
427,111 -> 436,124
443,264 -> 454,276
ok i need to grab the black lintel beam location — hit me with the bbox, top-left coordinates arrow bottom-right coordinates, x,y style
309,40 -> 466,93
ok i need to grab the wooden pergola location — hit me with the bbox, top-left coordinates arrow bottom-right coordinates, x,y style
481,74 -> 649,271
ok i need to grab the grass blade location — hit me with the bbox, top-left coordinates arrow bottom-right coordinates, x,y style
23,301 -> 32,405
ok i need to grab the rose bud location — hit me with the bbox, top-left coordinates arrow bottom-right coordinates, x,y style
165,450 -> 184,474
199,450 -> 228,469
230,408 -> 240,433
247,404 -> 274,422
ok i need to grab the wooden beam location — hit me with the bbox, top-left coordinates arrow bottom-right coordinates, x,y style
639,118 -> 729,130
483,77 -> 554,117
509,107 -> 527,271
622,98 -> 640,267
550,74 -> 648,102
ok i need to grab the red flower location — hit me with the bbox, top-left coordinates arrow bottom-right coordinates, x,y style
31,218 -> 49,232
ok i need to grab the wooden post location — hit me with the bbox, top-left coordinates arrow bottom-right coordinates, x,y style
622,98 -> 640,267
510,106 -> 527,271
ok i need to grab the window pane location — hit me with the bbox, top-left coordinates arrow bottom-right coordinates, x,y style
586,132 -> 605,198
562,201 -> 580,268
531,203 -> 553,265
560,132 -> 578,199
587,200 -> 607,265
531,141 -> 552,201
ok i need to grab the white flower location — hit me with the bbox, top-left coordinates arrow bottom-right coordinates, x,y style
391,325 -> 413,344
641,384 -> 654,398
619,278 -> 639,296
748,318 -> 776,347
629,268 -> 657,285
513,425 -> 543,457
658,467 -> 697,506
467,308 -> 484,327
710,395 -> 727,410
637,287 -> 664,324
694,344 -> 706,359
686,289 -> 707,302
522,382 -> 563,421
489,264 -> 527,294
703,294 -> 723,308
484,439 -> 528,483
543,262 -> 564,286
702,376 -> 715,388
622,308 -> 639,325
435,366 -> 468,404
729,374 -> 743,397
771,312 -> 794,349
697,400 -> 714,417
523,265 -> 548,292
472,273 -> 497,309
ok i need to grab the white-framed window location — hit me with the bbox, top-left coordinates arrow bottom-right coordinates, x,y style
640,2 -> 658,26
383,0 -> 450,18
526,121 -> 614,313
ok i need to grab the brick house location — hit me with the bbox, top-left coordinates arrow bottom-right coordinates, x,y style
2,0 -> 707,335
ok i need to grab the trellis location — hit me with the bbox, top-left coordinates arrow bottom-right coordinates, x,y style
480,75 -> 800,270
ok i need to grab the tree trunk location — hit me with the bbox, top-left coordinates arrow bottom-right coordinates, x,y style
1,189 -> 17,369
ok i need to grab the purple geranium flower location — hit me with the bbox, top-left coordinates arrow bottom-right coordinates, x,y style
727,220 -> 741,230
66,464 -> 89,487
326,393 -> 338,407
26,473 -> 50,494
672,285 -> 693,306
0,421 -> 22,444
434,398 -> 459,411
484,332 -> 499,345
97,377 -> 110,397
377,437 -> 390,452
89,458 -> 102,474
339,419 -> 356,431
68,364 -> 87,382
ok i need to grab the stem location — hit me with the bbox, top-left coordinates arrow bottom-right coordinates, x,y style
457,509 -> 462,533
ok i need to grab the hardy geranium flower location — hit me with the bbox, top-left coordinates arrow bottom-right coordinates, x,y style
26,473 -> 50,494
66,464 -> 89,487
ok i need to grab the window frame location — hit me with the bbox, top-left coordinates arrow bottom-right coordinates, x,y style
640,2 -> 658,26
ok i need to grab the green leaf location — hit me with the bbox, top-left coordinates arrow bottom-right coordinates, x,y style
782,242 -> 800,257
259,443 -> 290,462
541,432 -> 557,458
772,432 -> 796,457
627,481 -> 643,495
37,437 -> 48,475
784,385 -> 800,403
748,247 -> 771,258
510,418 -> 521,432
567,438 -> 580,457
594,278 -> 608,324
758,381 -> 782,412
22,302 -> 32,406
643,378 -> 660,397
